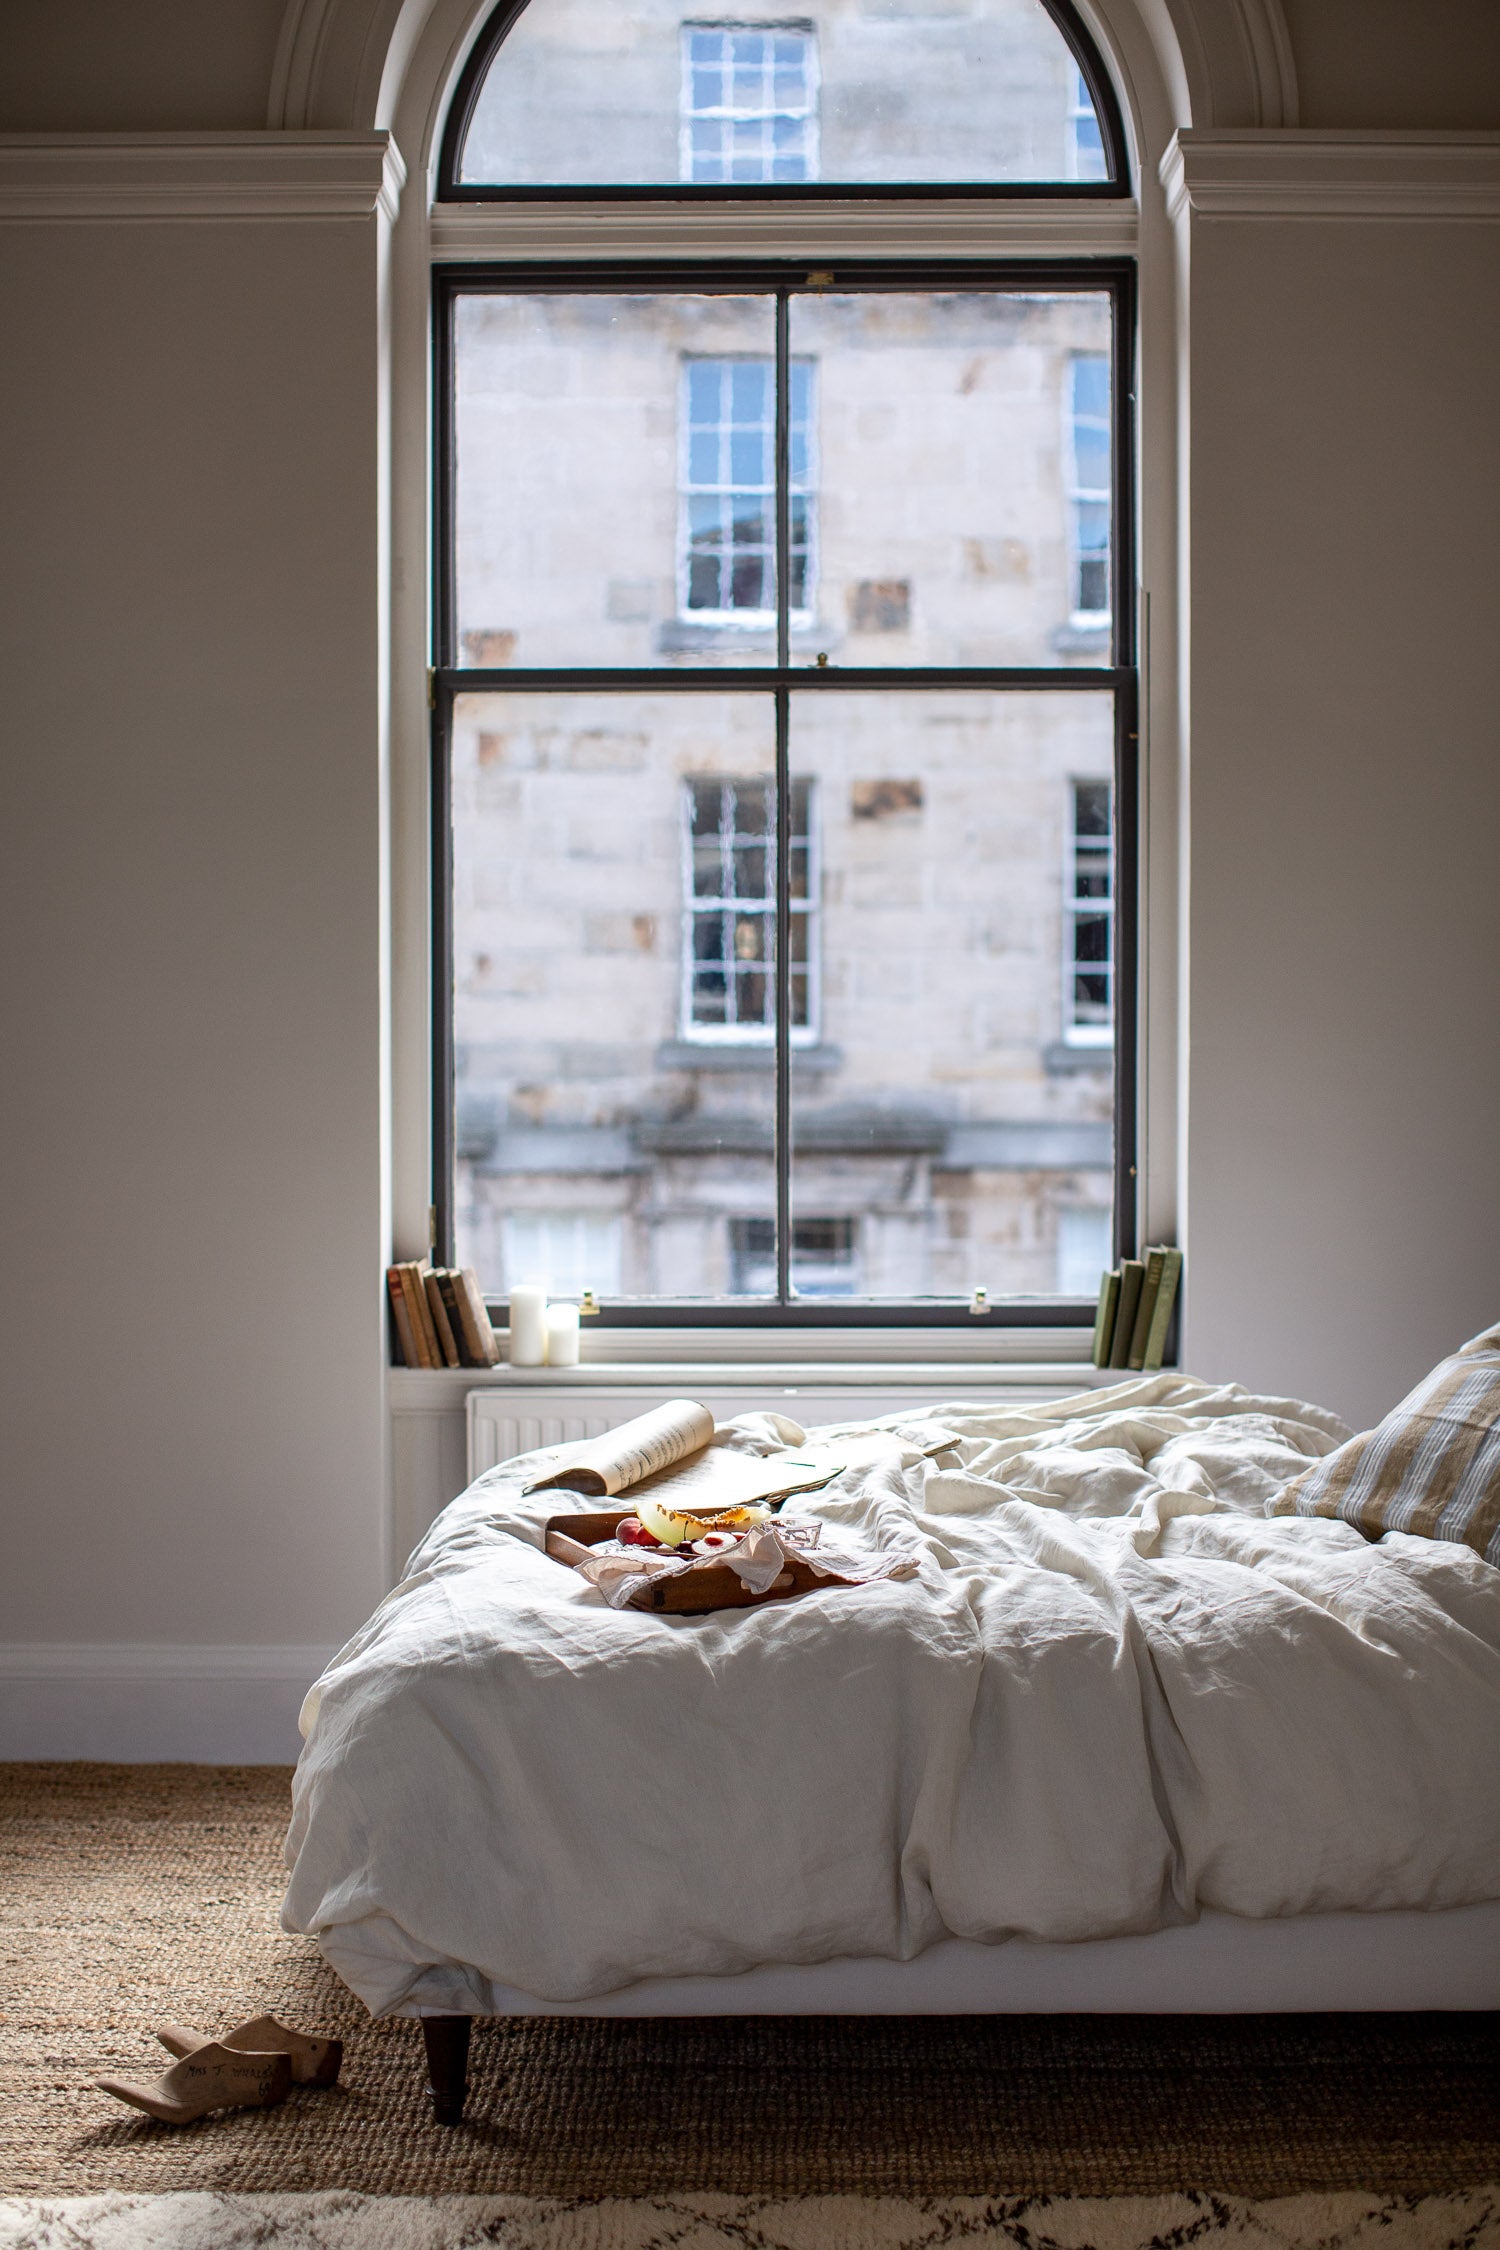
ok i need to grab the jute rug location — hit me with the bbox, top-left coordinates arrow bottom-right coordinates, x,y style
3,1764 -> 1498,2213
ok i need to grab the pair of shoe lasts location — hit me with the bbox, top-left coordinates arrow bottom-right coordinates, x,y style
97,2014 -> 343,2125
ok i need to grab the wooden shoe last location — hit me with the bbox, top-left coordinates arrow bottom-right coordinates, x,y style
158,2012 -> 342,2088
97,2040 -> 292,2125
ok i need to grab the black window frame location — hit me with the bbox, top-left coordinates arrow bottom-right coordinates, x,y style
437,0 -> 1132,202
431,255 -> 1138,1327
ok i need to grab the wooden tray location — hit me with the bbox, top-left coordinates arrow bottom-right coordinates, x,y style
543,1505 -> 826,1615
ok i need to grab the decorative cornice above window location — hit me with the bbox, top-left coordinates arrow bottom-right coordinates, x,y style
1160,131 -> 1500,225
0,133 -> 405,225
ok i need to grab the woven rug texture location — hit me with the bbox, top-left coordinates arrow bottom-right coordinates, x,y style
2,1765 -> 1498,2205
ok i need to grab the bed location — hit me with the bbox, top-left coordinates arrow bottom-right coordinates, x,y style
282,1367 -> 1500,2125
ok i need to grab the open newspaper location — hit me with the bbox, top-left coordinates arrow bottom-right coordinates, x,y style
522,1398 -> 844,1511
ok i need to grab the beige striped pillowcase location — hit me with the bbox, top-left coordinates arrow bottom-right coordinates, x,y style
1269,1320 -> 1500,1568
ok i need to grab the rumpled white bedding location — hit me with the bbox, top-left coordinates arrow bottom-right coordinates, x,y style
281,1376 -> 1500,2010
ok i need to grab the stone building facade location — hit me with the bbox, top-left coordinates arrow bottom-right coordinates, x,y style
446,0 -> 1120,1304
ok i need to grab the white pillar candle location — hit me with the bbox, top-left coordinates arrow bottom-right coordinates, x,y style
507,1284 -> 547,1366
545,1301 -> 580,1366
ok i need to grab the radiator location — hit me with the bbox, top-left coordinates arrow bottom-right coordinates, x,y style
466,1374 -> 1086,1483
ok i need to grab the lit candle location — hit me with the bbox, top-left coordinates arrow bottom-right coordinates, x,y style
545,1302 -> 580,1366
507,1285 -> 547,1366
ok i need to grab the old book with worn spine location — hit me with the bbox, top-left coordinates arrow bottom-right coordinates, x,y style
1109,1259 -> 1145,1370
1141,1248 -> 1182,1370
386,1265 -> 420,1367
424,1269 -> 463,1368
1126,1246 -> 1168,1370
453,1267 -> 502,1366
395,1261 -> 441,1369
1092,1268 -> 1121,1368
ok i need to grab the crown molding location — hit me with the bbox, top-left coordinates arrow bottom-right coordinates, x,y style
0,132 -> 406,224
1160,130 -> 1500,223
429,196 -> 1139,262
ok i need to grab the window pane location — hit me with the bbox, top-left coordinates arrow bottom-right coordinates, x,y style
454,294 -> 777,669
788,291 -> 1113,666
451,691 -> 780,1299
457,0 -> 1116,188
789,690 -> 1114,1300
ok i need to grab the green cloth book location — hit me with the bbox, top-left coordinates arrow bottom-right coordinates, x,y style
1141,1248 -> 1183,1370
1091,1268 -> 1121,1368
1109,1259 -> 1146,1369
1126,1246 -> 1168,1370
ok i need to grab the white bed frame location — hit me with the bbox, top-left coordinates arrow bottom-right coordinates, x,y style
408,1901 -> 1500,2019
408,1903 -> 1500,2123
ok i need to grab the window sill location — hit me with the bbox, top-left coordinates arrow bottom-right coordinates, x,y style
656,618 -> 833,656
391,1336 -> 1124,1403
1050,619 -> 1111,658
394,1322 -> 1101,1382
656,1039 -> 843,1074
1043,1039 -> 1114,1074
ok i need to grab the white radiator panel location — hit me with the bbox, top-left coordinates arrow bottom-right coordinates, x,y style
466,1378 -> 1077,1484
468,1404 -> 620,1477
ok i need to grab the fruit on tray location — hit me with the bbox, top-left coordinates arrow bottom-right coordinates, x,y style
616,1517 -> 659,1547
635,1496 -> 773,1550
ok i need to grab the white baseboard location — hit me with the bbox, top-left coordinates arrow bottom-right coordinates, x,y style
0,1643 -> 338,1763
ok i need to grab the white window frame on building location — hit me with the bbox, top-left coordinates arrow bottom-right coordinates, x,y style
1055,1203 -> 1112,1294
1068,64 -> 1108,180
500,1211 -> 626,1297
1067,352 -> 1112,623
681,775 -> 818,1041
679,355 -> 815,625
1065,775 -> 1114,1045
680,22 -> 820,186
730,1214 -> 858,1295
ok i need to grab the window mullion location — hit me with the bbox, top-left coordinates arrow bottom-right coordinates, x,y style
773,290 -> 793,1302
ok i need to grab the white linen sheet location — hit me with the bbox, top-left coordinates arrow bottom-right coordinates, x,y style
281,1377 -> 1500,2010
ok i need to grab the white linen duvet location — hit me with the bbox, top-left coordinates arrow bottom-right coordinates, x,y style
282,1377 -> 1500,2010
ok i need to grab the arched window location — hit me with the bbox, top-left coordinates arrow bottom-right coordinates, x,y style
440,0 -> 1129,193
430,0 -> 1137,1324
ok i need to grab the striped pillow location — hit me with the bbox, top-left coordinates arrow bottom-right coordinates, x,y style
1269,1321 -> 1500,1567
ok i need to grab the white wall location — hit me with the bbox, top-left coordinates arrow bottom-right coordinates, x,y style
0,0 -> 1497,1757
1182,199 -> 1500,1420
0,191 -> 391,1722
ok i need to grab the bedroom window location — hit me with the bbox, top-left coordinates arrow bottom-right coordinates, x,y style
435,0 -> 1135,1323
684,777 -> 816,1037
682,358 -> 814,620
682,25 -> 819,184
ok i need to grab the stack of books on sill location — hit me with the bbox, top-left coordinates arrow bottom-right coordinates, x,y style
1092,1246 -> 1183,1372
387,1261 -> 502,1370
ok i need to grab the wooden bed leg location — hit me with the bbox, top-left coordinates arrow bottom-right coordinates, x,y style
421,2014 -> 472,2127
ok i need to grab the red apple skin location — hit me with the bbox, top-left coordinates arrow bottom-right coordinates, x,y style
617,1517 -> 661,1548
